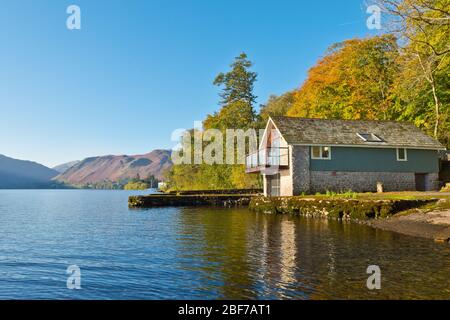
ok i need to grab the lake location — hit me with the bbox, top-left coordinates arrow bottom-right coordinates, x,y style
0,189 -> 449,300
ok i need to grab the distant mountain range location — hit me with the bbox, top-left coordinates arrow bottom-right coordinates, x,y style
0,154 -> 59,189
52,160 -> 80,173
54,150 -> 172,185
0,150 -> 172,189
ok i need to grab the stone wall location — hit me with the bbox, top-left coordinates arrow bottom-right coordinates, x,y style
291,145 -> 310,195
309,171 -> 418,193
426,173 -> 440,191
268,144 -> 442,195
249,196 -> 436,220
129,194 -> 254,208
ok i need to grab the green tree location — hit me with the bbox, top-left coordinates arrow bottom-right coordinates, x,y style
166,53 -> 261,191
259,91 -> 296,122
205,53 -> 258,130
124,181 -> 150,190
214,52 -> 258,107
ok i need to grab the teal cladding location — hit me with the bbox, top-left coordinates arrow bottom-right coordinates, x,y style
310,147 -> 439,173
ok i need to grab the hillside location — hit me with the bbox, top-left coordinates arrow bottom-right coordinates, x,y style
0,154 -> 59,189
52,161 -> 80,174
55,149 -> 172,185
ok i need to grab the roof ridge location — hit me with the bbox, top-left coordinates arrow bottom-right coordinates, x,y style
270,116 -> 413,125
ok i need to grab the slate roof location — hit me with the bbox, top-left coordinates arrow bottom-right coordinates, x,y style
270,116 -> 445,150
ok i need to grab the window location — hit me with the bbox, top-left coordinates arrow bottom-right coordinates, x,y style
357,133 -> 383,142
397,148 -> 407,161
311,146 -> 331,160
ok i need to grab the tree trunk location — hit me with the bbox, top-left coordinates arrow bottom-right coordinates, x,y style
417,52 -> 441,139
430,78 -> 440,139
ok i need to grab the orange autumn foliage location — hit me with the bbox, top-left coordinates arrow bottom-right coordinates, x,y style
287,35 -> 400,121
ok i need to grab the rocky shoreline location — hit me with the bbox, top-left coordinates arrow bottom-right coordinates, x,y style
248,196 -> 435,220
249,194 -> 450,244
129,190 -> 450,244
366,207 -> 450,243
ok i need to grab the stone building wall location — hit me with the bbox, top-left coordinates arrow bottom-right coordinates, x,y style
291,145 -> 310,195
268,145 -> 441,195
426,173 -> 440,191
309,171 -> 419,193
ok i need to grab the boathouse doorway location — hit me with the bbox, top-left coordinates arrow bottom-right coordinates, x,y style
267,173 -> 280,197
415,173 -> 428,191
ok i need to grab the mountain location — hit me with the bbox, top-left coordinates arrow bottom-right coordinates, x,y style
55,149 -> 172,185
0,154 -> 59,189
52,160 -> 80,174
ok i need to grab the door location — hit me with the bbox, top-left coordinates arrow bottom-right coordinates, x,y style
267,173 -> 280,197
415,173 -> 427,191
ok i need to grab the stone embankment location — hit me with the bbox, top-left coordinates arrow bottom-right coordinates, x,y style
249,195 -> 450,243
129,194 -> 254,208
248,196 -> 434,220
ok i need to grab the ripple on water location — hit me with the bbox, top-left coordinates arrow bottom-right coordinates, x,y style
0,190 -> 449,300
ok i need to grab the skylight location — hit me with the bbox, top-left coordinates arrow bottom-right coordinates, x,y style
357,133 -> 383,142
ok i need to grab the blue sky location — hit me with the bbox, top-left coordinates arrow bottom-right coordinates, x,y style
0,0 -> 380,167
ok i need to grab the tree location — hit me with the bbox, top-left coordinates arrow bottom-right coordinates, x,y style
165,53 -> 261,191
374,0 -> 450,139
214,52 -> 258,107
287,35 -> 400,120
205,53 -> 258,130
259,91 -> 296,122
204,100 -> 256,131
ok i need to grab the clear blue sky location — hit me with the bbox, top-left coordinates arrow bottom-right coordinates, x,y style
0,0 -> 380,167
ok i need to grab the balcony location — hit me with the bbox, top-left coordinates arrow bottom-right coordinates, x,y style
246,147 -> 290,173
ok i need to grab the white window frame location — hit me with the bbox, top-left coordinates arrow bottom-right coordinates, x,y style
311,146 -> 332,160
396,148 -> 408,162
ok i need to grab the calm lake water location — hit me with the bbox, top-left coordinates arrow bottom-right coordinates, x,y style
0,189 -> 449,300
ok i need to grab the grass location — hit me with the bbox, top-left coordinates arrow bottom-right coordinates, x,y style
312,190 -> 358,199
296,190 -> 450,201
297,191 -> 450,217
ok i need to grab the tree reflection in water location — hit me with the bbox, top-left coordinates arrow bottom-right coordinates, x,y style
175,208 -> 450,300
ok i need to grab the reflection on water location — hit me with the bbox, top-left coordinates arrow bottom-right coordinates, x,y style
0,190 -> 449,299
176,208 -> 450,300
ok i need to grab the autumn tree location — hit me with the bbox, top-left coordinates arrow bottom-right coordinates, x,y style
287,35 -> 400,120
374,0 -> 450,143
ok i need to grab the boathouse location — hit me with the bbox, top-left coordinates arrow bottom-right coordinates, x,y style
246,117 -> 446,196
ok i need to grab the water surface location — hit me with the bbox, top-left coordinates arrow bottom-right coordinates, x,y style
0,190 -> 449,299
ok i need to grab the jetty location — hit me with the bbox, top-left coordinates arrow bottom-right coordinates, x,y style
129,189 -> 262,208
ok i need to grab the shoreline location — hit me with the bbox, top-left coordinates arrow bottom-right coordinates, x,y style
248,192 -> 450,244
129,190 -> 450,244
366,207 -> 450,243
